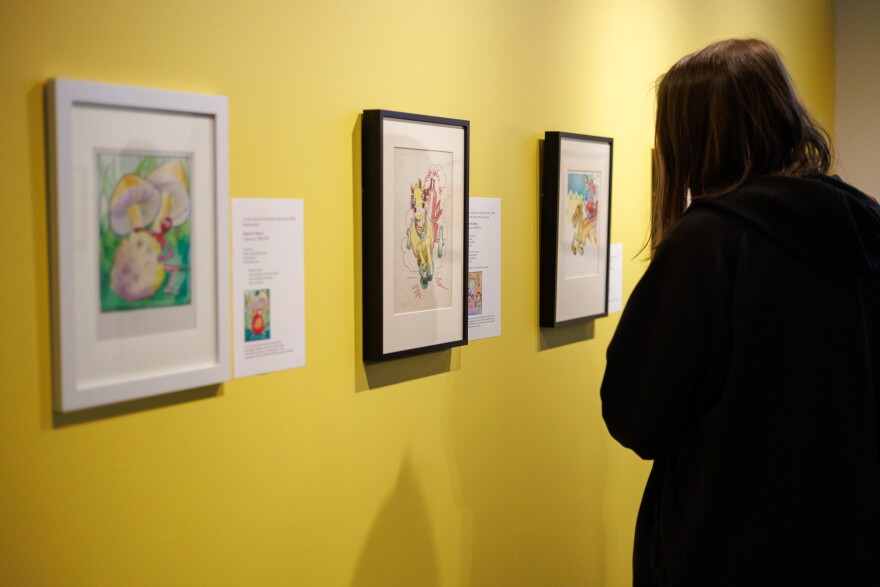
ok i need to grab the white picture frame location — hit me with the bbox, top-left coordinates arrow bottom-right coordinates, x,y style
46,78 -> 230,411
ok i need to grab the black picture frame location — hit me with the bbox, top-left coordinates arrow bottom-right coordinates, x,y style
540,131 -> 613,328
362,110 -> 469,361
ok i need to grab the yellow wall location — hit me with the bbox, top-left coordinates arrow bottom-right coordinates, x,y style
0,1 -> 834,585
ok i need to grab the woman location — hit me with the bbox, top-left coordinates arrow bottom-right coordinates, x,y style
601,39 -> 880,585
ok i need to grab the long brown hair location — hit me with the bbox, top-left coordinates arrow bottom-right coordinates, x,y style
650,38 -> 832,255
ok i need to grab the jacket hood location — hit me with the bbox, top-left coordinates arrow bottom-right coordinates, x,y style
690,175 -> 880,274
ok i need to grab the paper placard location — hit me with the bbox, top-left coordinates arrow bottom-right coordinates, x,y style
467,197 -> 501,340
232,198 -> 305,377
608,243 -> 623,313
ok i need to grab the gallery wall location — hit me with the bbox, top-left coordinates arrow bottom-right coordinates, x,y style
0,1 -> 834,585
836,0 -> 880,198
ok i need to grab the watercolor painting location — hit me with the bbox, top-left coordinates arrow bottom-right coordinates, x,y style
393,147 -> 453,315
567,172 -> 600,253
467,271 -> 482,316
244,289 -> 270,342
97,151 -> 192,312
562,171 -> 601,279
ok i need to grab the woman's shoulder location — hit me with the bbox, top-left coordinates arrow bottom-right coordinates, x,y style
685,174 -> 880,273
656,203 -> 744,259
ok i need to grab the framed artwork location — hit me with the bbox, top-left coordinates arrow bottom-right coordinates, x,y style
540,132 -> 613,327
46,78 -> 230,411
362,110 -> 469,361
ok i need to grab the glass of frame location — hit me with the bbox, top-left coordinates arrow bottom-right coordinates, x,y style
540,132 -> 613,327
46,78 -> 230,411
362,110 -> 469,361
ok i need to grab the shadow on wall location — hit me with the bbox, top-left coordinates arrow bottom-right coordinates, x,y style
52,384 -> 219,427
539,321 -> 595,350
350,455 -> 441,586
363,351 -> 456,389
352,115 -> 367,391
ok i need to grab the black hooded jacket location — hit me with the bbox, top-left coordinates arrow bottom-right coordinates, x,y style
601,175 -> 880,585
